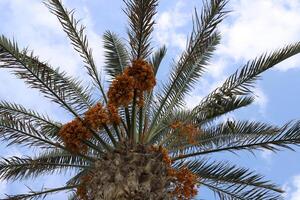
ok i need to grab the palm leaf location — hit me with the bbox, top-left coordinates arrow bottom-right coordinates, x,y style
174,159 -> 283,200
124,0 -> 158,59
149,96 -> 254,145
195,42 -> 300,117
45,0 -> 107,102
150,45 -> 167,75
0,114 -> 64,150
148,33 -> 221,141
138,46 -> 167,137
172,120 -> 300,160
170,120 -> 279,154
148,0 -> 228,139
103,31 -> 129,79
0,153 -> 88,181
0,36 -> 113,150
200,180 -> 282,200
0,36 -> 93,116
147,109 -> 194,145
3,185 -> 77,200
0,101 -> 62,141
196,96 -> 255,125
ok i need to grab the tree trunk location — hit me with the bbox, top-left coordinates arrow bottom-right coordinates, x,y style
88,144 -> 173,200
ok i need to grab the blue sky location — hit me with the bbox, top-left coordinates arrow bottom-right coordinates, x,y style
0,0 -> 300,199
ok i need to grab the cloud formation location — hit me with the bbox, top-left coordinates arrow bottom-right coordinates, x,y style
220,0 -> 300,71
155,0 -> 300,113
155,0 -> 190,50
285,175 -> 300,200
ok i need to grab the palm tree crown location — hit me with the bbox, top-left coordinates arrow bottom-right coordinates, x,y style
1,0 -> 300,199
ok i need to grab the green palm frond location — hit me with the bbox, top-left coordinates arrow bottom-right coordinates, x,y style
0,153 -> 88,181
103,31 -> 129,79
148,33 -> 220,141
3,185 -> 77,200
196,96 -> 255,125
173,120 -> 300,161
148,0 -> 228,140
174,159 -> 283,200
124,0 -> 159,142
124,0 -> 158,59
147,110 -> 189,144
150,45 -> 167,75
170,120 -> 279,153
195,42 -> 300,117
0,36 -> 93,116
0,101 -> 58,126
201,181 -> 282,200
0,101 -> 61,141
0,45 -> 109,150
66,168 -> 90,186
0,114 -> 63,149
44,0 -> 107,102
139,46 -> 167,137
148,96 -> 254,145
38,149 -> 91,167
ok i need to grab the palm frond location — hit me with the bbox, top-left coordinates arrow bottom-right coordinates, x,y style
147,109 -> 194,145
0,114 -> 63,149
44,0 -> 107,102
200,180 -> 282,200
3,185 -> 77,200
148,33 -> 221,141
0,101 -> 58,126
124,0 -> 158,59
66,169 -> 90,186
172,120 -> 300,161
0,153 -> 88,181
148,0 -> 228,139
0,36 -> 111,150
103,31 -> 129,79
149,96 -> 254,146
140,46 -> 167,137
150,45 -> 167,75
196,96 -> 255,125
0,36 -> 94,116
174,159 -> 283,200
195,42 -> 300,116
0,101 -> 62,141
170,120 -> 279,154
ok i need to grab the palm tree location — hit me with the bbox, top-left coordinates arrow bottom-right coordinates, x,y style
1,0 -> 300,199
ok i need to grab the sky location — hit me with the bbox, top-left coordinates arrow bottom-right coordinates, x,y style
0,0 -> 300,199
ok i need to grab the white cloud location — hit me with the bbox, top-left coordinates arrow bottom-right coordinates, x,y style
156,0 -> 300,85
220,0 -> 300,71
174,0 -> 300,112
206,58 -> 229,80
0,0 -> 104,78
184,77 -> 226,109
155,0 -> 190,50
253,86 -> 269,115
185,94 -> 204,109
286,175 -> 300,200
260,149 -> 273,164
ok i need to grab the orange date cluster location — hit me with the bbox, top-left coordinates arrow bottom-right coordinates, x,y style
151,146 -> 198,200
